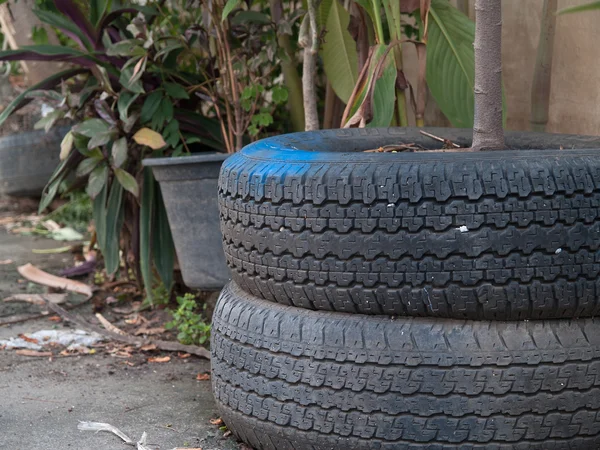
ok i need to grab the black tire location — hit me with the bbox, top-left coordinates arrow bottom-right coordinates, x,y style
212,281 -> 600,450
219,127 -> 600,320
0,127 -> 69,197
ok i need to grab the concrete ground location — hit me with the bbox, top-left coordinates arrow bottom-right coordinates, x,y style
0,228 -> 241,450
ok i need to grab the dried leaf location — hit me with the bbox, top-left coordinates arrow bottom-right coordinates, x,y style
148,356 -> 171,363
140,344 -> 157,351
18,334 -> 39,344
196,373 -> 210,381
15,350 -> 52,357
134,326 -> 165,336
0,259 -> 13,265
132,128 -> 166,149
178,352 -> 191,359
17,263 -> 93,297
210,418 -> 224,426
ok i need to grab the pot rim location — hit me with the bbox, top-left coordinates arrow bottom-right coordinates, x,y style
142,152 -> 229,167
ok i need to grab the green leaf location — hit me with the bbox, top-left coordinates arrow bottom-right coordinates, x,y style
87,130 -> 115,149
93,183 -> 108,251
164,82 -> 189,99
73,119 -> 110,137
114,167 -> 139,197
320,0 -> 358,103
140,167 -> 155,303
76,157 -> 101,177
317,0 -> 333,28
119,67 -> 145,94
34,9 -> 91,49
558,1 -> 600,14
90,0 -> 111,26
368,46 -> 397,128
231,11 -> 270,25
152,186 -> 174,291
117,92 -> 139,121
140,91 -> 163,123
426,0 -> 476,128
155,41 -> 184,61
34,110 -> 63,132
107,39 -> 145,57
103,181 -> 124,275
86,164 -> 108,199
112,137 -> 127,168
271,86 -> 288,104
222,0 -> 241,21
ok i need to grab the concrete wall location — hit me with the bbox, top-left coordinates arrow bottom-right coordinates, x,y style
404,0 -> 600,135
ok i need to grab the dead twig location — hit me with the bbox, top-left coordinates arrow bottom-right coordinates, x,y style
45,300 -> 210,359
364,143 -> 424,153
95,313 -> 130,336
419,130 -> 461,148
18,263 -> 94,297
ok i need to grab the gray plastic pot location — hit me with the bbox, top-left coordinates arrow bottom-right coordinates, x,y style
143,153 -> 230,290
0,127 -> 69,197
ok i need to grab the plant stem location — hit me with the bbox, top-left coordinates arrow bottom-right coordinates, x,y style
530,0 -> 557,132
301,0 -> 319,130
270,0 -> 305,132
370,0 -> 385,44
471,0 -> 504,151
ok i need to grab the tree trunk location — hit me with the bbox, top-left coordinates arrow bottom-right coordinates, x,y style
0,0 -> 63,86
471,0 -> 504,151
530,0 -> 557,132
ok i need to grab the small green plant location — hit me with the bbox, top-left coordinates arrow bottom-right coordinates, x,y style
165,293 -> 211,346
45,189 -> 92,232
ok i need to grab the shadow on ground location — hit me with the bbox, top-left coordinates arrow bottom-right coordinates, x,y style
0,228 -> 240,450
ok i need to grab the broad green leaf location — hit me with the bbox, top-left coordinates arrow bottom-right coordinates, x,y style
140,167 -> 155,303
152,186 -> 174,291
222,0 -> 241,21
112,137 -> 127,167
231,11 -> 270,25
86,164 -> 108,199
558,1 -> 600,14
140,91 -> 163,123
426,0 -> 475,128
34,9 -> 91,49
90,0 -> 111,26
114,167 -> 139,197
272,86 -> 288,104
117,92 -> 139,121
34,110 -> 63,132
73,118 -> 109,137
321,0 -> 358,103
317,0 -> 333,28
87,130 -> 114,149
164,82 -> 189,99
133,128 -> 166,149
104,181 -> 124,275
60,131 -> 74,160
76,157 -> 101,177
119,67 -> 145,94
93,183 -> 108,251
368,47 -> 397,128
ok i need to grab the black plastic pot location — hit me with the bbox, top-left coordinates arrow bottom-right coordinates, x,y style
0,127 -> 69,197
143,153 -> 230,290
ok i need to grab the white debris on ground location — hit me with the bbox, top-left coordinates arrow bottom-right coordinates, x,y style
555,248 -> 562,254
0,329 -> 104,350
78,421 -> 196,450
457,225 -> 469,233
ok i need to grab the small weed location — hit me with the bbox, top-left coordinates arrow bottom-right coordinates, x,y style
165,293 -> 211,346
45,190 -> 92,232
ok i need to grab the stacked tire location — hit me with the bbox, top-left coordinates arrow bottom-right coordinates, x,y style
212,128 -> 600,449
